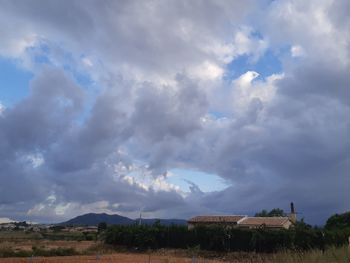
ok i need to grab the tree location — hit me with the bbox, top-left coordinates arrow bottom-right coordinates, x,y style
98,222 -> 107,232
49,225 -> 65,232
255,208 -> 285,217
268,208 -> 286,217
325,211 -> 350,230
255,209 -> 269,217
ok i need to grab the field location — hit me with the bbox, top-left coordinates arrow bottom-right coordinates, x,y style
0,240 -> 93,252
0,230 -> 349,263
0,253 -> 222,263
0,246 -> 349,263
0,253 -> 224,263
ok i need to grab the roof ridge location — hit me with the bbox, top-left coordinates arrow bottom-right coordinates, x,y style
191,215 -> 247,217
252,216 -> 289,219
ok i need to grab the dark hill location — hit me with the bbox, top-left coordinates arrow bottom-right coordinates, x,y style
60,213 -> 187,226
60,213 -> 134,226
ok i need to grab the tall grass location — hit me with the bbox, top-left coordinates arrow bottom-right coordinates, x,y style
270,246 -> 350,263
0,246 -> 78,257
147,246 -> 350,263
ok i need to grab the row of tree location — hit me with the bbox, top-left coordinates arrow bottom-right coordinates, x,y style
104,223 -> 350,252
103,210 -> 350,253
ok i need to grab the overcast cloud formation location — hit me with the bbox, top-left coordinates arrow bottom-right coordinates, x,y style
0,0 -> 350,224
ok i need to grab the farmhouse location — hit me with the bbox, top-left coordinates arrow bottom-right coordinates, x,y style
188,215 -> 246,230
188,203 -> 297,230
238,217 -> 292,229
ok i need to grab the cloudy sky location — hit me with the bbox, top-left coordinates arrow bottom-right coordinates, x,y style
0,0 -> 350,225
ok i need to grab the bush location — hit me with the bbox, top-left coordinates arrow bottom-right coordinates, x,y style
104,223 -> 350,253
0,248 -> 32,257
0,247 -> 78,258
32,247 -> 78,256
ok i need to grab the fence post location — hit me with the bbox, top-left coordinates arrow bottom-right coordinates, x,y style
148,255 -> 151,263
192,255 -> 196,263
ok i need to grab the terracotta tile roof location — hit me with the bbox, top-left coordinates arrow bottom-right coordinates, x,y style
238,217 -> 290,227
188,215 -> 246,223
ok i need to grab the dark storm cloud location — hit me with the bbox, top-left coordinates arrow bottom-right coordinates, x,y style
1,68 -> 83,151
0,0 -> 350,224
0,67 -> 84,217
130,76 -> 207,141
46,87 -> 129,172
0,0 -> 257,76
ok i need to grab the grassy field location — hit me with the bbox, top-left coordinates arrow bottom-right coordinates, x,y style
270,246 -> 350,263
0,231 -> 42,241
0,230 -> 349,262
0,253 -> 259,263
0,246 -> 349,262
0,230 -> 88,241
0,240 -> 94,252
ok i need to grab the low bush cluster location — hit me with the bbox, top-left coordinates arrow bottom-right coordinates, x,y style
32,247 -> 78,256
0,247 -> 78,258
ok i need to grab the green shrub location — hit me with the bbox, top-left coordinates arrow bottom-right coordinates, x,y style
0,247 -> 78,258
32,247 -> 78,257
0,248 -> 32,257
104,224 -> 350,253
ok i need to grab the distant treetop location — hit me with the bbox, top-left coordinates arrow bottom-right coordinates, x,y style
255,208 -> 286,217
325,211 -> 350,229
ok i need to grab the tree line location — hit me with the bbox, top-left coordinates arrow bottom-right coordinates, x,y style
104,223 -> 350,252
103,211 -> 350,253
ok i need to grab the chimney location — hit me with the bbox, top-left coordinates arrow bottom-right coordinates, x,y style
139,213 -> 142,226
289,202 -> 297,224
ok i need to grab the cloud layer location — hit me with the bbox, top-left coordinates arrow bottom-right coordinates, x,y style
0,0 -> 350,224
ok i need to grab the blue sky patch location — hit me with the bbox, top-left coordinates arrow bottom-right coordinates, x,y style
225,49 -> 283,81
0,57 -> 33,107
168,168 -> 228,193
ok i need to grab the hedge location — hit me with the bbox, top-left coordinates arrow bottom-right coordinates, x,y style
104,224 -> 350,253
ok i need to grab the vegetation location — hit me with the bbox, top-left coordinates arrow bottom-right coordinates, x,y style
103,221 -> 350,253
271,246 -> 350,263
0,229 -> 97,242
98,222 -> 107,232
42,231 -> 95,241
1,210 -> 350,260
325,211 -> 350,230
0,230 -> 42,241
0,247 -> 349,262
0,247 -> 78,257
255,208 -> 286,217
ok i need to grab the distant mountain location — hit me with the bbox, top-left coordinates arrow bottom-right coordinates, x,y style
60,213 -> 134,226
60,213 -> 187,226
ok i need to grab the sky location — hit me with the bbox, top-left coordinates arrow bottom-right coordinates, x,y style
0,0 -> 350,225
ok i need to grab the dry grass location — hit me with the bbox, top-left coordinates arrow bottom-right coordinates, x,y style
0,240 -> 95,253
0,249 -> 345,263
0,232 -> 41,241
0,240 -> 349,263
270,246 -> 350,263
0,253 -> 224,263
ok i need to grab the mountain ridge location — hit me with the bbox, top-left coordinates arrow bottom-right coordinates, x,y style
60,213 -> 187,226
